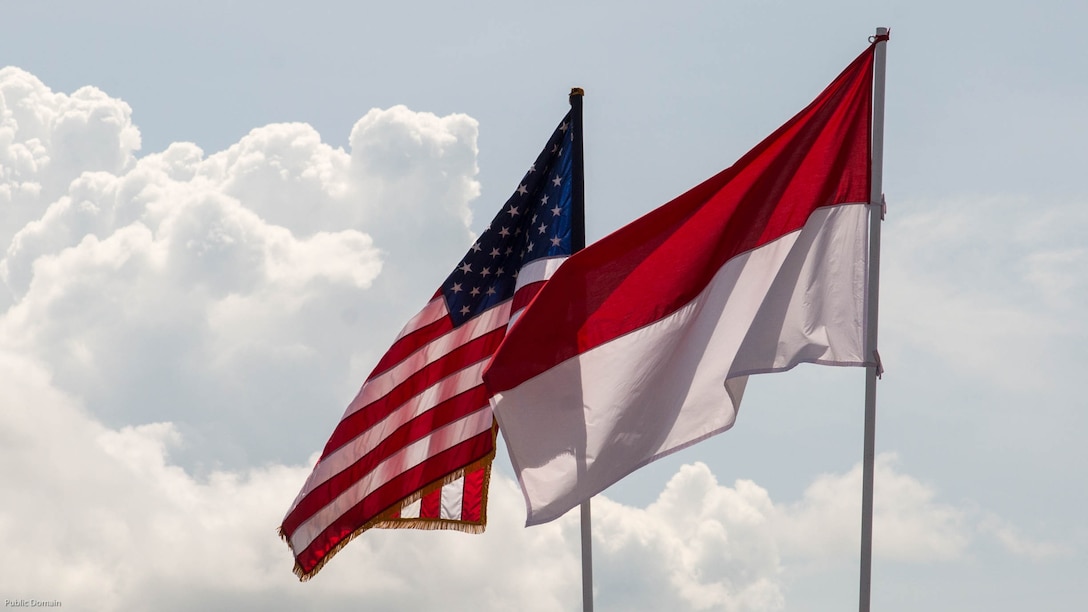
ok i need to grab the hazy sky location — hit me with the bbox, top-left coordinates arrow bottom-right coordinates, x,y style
2,2 -> 1085,610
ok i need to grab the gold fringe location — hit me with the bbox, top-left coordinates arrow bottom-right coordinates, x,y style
370,517 -> 487,533
280,424 -> 498,582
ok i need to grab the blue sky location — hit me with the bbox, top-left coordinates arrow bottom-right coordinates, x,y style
2,2 -> 1085,610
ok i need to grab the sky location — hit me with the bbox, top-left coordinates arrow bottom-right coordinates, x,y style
1,1 -> 1085,610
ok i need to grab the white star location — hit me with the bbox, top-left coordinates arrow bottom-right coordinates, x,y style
489,248 -> 501,258
541,194 -> 549,205
505,246 -> 514,255
527,241 -> 535,251
459,262 -> 472,274
496,267 -> 505,276
460,306 -> 471,315
450,282 -> 463,293
552,175 -> 563,187
470,242 -> 482,253
470,287 -> 481,296
559,121 -> 569,132
486,286 -> 497,296
516,184 -> 528,196
481,267 -> 491,277
514,227 -> 522,236
538,222 -> 548,234
531,213 -> 538,224
550,236 -> 562,247
551,144 -> 560,154
528,163 -> 536,173
507,205 -> 520,216
499,226 -> 510,237
551,205 -> 562,216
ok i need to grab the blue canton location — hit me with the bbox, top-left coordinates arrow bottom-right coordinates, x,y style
442,113 -> 575,327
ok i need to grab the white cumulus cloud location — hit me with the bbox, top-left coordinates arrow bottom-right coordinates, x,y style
0,68 -> 480,470
0,67 -> 141,250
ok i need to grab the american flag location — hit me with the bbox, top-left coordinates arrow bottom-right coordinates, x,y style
280,111 -> 577,580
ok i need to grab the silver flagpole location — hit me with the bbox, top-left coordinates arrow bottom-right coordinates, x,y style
859,26 -> 889,612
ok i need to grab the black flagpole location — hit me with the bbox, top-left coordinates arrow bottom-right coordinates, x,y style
568,86 -> 593,612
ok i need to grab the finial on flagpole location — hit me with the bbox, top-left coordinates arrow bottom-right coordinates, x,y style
570,87 -> 585,98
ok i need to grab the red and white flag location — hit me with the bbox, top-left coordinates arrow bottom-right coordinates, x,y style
281,111 -> 579,578
484,44 -> 878,526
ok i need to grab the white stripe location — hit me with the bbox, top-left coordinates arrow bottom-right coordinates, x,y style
344,301 -> 510,419
441,476 -> 464,520
509,255 -> 566,326
400,498 -> 421,519
509,308 -> 525,328
290,407 -> 495,552
493,204 -> 869,525
515,256 -> 566,289
293,359 -> 491,502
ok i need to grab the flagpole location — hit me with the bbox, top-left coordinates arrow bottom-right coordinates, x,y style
568,86 -> 593,612
859,26 -> 889,612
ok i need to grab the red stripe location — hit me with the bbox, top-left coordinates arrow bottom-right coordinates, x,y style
420,488 -> 441,519
282,385 -> 491,535
486,45 -> 874,392
293,430 -> 494,575
460,465 -> 485,522
511,280 -> 544,313
319,328 -> 505,458
370,315 -> 454,379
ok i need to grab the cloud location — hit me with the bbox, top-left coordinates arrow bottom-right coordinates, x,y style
592,464 -> 784,611
0,344 -> 1057,611
976,514 -> 1072,561
772,454 -> 968,564
0,348 -> 581,612
0,347 -> 787,611
881,195 -> 1088,390
0,67 -> 140,251
0,348 -> 761,612
0,69 -> 480,470
588,455 -> 972,612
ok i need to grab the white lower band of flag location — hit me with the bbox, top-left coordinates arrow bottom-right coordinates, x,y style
492,203 -> 870,526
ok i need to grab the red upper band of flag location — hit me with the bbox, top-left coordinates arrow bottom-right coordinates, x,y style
280,111 -> 579,580
484,44 -> 878,526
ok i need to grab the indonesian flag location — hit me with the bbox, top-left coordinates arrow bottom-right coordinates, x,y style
484,44 -> 878,526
